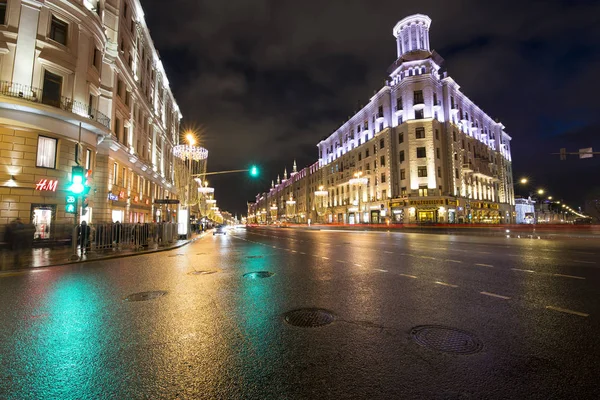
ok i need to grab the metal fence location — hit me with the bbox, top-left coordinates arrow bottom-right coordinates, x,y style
77,222 -> 180,252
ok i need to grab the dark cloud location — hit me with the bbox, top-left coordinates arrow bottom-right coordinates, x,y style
142,0 -> 600,214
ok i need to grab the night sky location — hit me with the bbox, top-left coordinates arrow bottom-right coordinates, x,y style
141,0 -> 600,216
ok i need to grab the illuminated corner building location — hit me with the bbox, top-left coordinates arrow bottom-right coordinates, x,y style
316,14 -> 515,224
0,0 -> 182,239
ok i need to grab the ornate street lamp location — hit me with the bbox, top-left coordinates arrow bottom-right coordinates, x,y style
314,185 -> 329,223
349,172 -> 368,223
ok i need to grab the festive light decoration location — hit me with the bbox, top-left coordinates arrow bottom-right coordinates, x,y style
173,145 -> 208,161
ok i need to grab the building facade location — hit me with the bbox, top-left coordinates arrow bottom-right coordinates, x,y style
249,14 -> 515,224
0,0 -> 181,240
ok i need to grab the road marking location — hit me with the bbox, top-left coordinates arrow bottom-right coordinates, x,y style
480,291 -> 510,300
374,268 -> 388,272
291,250 -> 297,253
477,251 -> 492,254
299,252 -> 306,255
573,260 -> 596,264
435,281 -> 458,288
553,274 -> 585,280
420,256 -> 437,260
384,251 -> 394,254
475,263 -> 494,268
399,273 -> 418,279
444,259 -> 462,263
545,306 -> 589,317
512,268 -> 535,273
322,256 -> 329,260
336,260 -> 346,264
354,263 -> 363,267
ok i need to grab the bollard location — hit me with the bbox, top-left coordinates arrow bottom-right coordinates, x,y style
70,225 -> 80,261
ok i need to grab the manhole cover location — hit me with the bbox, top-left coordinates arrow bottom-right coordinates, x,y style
284,308 -> 335,327
243,271 -> 274,279
246,255 -> 263,259
411,325 -> 482,354
188,270 -> 218,275
124,291 -> 167,302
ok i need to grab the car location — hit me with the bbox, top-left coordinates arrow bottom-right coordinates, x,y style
213,225 -> 226,235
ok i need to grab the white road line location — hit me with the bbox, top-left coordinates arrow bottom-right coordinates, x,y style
399,273 -> 418,279
322,257 -> 329,260
374,269 -> 388,273
272,246 -> 277,249
384,251 -> 394,254
553,274 -> 586,280
480,291 -> 511,300
435,281 -> 458,288
354,263 -> 363,267
573,260 -> 596,264
545,306 -> 589,317
445,259 -> 462,263
421,256 -> 438,260
512,268 -> 535,273
475,263 -> 494,268
336,260 -> 346,264
299,252 -> 306,255
291,250 -> 297,253
477,251 -> 492,255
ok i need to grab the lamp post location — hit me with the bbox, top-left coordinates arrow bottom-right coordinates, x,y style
314,185 -> 328,224
349,172 -> 368,223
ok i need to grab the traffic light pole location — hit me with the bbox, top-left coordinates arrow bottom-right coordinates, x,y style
191,169 -> 250,177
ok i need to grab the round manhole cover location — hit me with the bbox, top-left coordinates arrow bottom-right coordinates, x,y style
124,291 -> 167,302
188,270 -> 218,275
243,271 -> 274,279
284,308 -> 335,327
411,325 -> 482,354
246,255 -> 263,259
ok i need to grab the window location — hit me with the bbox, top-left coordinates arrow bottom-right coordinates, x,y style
417,147 -> 426,158
113,163 -> 118,185
381,173 -> 386,183
418,167 -> 428,177
380,138 -> 385,149
117,79 -> 124,98
413,90 -> 424,104
453,131 -> 457,141
92,47 -> 101,69
0,1 -> 6,25
122,167 -> 126,186
366,163 -> 370,171
397,115 -> 403,125
433,93 -> 438,105
358,153 -> 362,161
419,186 -> 428,197
382,190 -> 387,199
365,149 -> 369,157
454,153 -> 458,161
400,169 -> 406,180
455,169 -> 459,179
399,150 -> 405,163
436,148 -> 440,159
416,127 -> 425,139
396,97 -> 403,110
374,160 -> 377,169
399,132 -> 404,144
36,136 -> 57,168
415,109 -> 424,119
50,16 -> 68,45
380,155 -> 385,167
401,187 -> 407,196
42,70 -> 62,107
115,117 -> 121,139
435,129 -> 439,140
437,167 -> 442,178
85,149 -> 92,170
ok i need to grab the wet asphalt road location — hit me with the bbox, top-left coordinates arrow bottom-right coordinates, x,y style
1,227 -> 599,399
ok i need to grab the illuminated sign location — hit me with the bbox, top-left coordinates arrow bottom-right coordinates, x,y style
119,191 -> 125,199
133,196 -> 139,203
107,193 -> 119,201
65,195 -> 76,214
35,179 -> 58,192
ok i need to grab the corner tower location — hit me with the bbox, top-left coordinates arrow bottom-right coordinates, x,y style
393,14 -> 432,57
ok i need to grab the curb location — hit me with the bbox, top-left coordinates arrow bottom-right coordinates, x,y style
1,233 -> 208,273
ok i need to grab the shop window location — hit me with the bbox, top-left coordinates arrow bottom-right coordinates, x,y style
401,187 -> 407,196
49,15 -> 68,45
418,186 -> 428,197
36,136 -> 57,168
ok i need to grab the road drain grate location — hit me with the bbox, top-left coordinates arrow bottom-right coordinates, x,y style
124,291 -> 167,302
188,270 -> 218,275
243,271 -> 274,279
284,308 -> 335,327
411,325 -> 482,354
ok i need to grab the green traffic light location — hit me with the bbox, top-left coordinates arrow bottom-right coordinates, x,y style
70,166 -> 85,194
249,165 -> 259,177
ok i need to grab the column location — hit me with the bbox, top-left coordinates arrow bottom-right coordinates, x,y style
416,23 -> 421,49
13,3 -> 40,87
407,24 -> 412,52
397,37 -> 402,57
425,29 -> 430,51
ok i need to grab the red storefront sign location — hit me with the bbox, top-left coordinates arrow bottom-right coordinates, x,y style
35,179 -> 58,192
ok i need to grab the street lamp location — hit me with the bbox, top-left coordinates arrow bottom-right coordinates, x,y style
537,189 -> 545,195
314,185 -> 329,223
520,178 -> 528,184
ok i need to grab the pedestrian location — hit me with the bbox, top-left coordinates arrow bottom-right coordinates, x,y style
78,221 -> 91,255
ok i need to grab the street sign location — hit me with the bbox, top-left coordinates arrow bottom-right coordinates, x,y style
579,147 -> 593,159
154,199 -> 180,205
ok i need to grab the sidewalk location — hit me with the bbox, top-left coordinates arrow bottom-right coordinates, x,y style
0,232 -> 207,272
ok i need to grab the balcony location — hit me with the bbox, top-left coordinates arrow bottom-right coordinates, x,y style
413,97 -> 425,109
433,100 -> 442,109
376,111 -> 385,121
0,81 -> 111,129
462,163 -> 473,172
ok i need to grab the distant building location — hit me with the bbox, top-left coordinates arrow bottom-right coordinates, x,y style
248,14 -> 515,224
515,198 -> 535,224
0,0 -> 182,240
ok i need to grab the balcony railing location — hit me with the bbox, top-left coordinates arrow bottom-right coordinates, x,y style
0,81 -> 111,129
